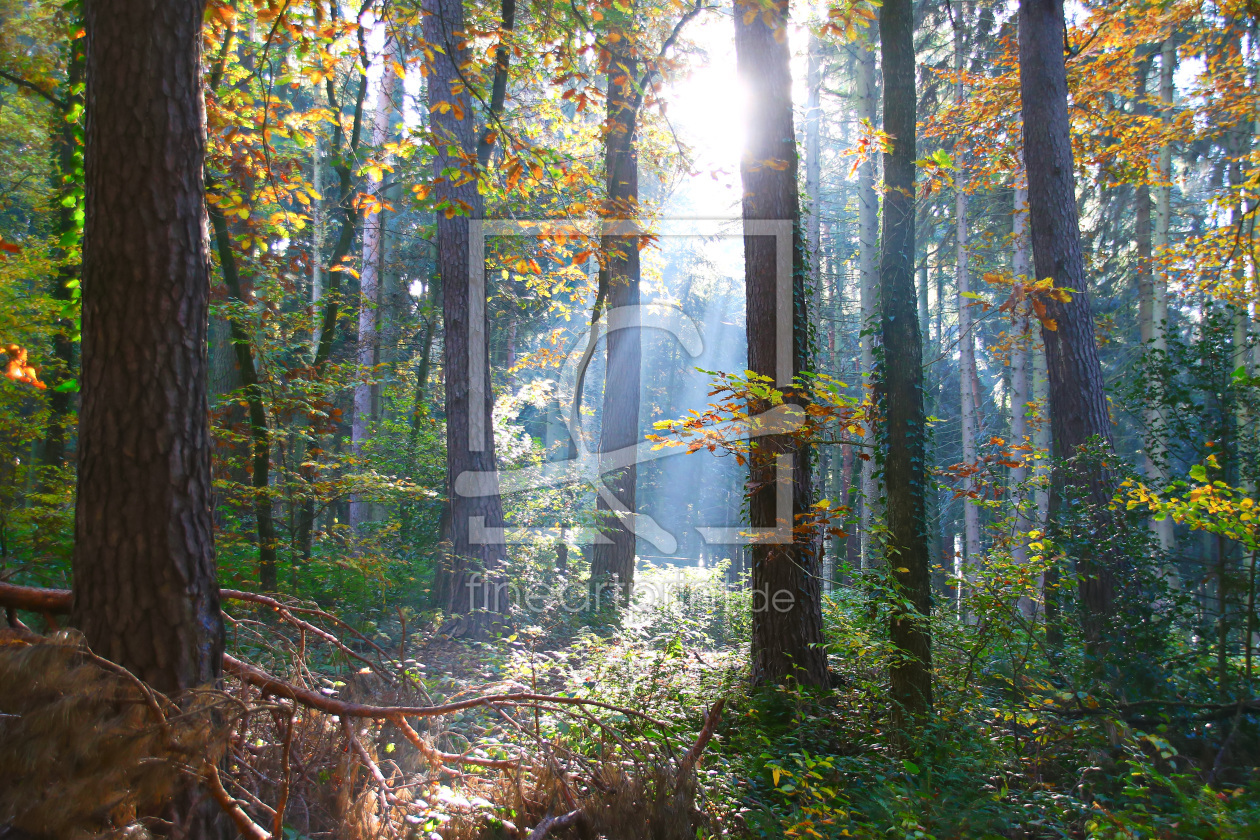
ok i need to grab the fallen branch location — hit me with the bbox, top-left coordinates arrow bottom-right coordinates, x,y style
224,653 -> 662,725
204,761 -> 272,840
676,697 -> 724,791
527,808 -> 583,840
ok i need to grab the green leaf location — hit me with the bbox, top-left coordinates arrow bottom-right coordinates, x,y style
1189,464 -> 1207,482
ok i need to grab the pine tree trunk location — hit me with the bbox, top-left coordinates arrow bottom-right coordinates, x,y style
1019,0 -> 1119,641
425,0 -> 509,616
734,0 -> 827,686
590,36 -> 642,602
880,0 -> 933,719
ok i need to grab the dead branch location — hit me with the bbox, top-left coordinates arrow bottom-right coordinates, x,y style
224,653 -> 663,725
676,697 -> 724,790
527,808 -> 584,840
204,761 -> 272,840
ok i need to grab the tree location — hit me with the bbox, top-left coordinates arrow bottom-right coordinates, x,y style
734,0 -> 828,686
879,0 -> 932,719
1019,0 -> 1119,639
856,30 -> 880,571
73,0 -> 222,693
589,10 -> 643,601
952,3 -> 981,590
425,0 -> 510,616
351,31 -> 400,531
72,6 -> 227,830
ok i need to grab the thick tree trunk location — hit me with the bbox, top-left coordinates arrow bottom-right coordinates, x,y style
857,34 -> 880,570
425,0 -> 509,616
351,35 -> 399,530
590,36 -> 642,602
880,0 -> 932,720
734,0 -> 827,686
1019,0 -> 1119,641
75,0 -> 222,691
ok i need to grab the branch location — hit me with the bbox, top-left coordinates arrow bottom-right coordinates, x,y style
204,762 -> 272,840
476,0 -> 517,167
0,68 -> 67,109
675,697 -> 723,790
527,809 -> 584,840
224,653 -> 663,724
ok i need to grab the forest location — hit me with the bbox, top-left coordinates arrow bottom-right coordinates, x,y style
0,0 -> 1258,836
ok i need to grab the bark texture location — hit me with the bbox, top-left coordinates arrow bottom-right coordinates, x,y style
74,0 -> 224,694
1019,0 -> 1119,639
880,0 -> 933,719
425,0 -> 509,615
734,0 -> 827,686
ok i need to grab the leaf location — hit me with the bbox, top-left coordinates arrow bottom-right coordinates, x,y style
1189,463 -> 1207,482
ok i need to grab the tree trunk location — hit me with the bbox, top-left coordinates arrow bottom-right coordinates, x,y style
734,0 -> 827,686
209,202 -> 278,590
590,33 -> 642,602
857,33 -> 880,571
1011,159 -> 1034,613
880,0 -> 932,720
295,60 -> 369,565
1019,0 -> 1119,642
1144,40 -> 1175,551
425,0 -> 509,616
311,138 -> 324,356
41,37 -> 85,471
954,13 -> 981,597
351,33 -> 399,530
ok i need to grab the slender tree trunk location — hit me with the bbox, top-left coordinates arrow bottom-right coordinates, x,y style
1145,38 -> 1175,550
41,38 -> 85,470
1019,0 -> 1119,642
209,203 -> 279,590
734,0 -> 827,686
954,16 -> 981,596
590,33 -> 642,602
295,59 -> 369,565
311,139 -> 324,357
1011,160 -> 1035,613
425,0 -> 509,616
351,34 -> 398,530
857,34 -> 880,570
880,0 -> 932,720
807,31 -> 825,578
